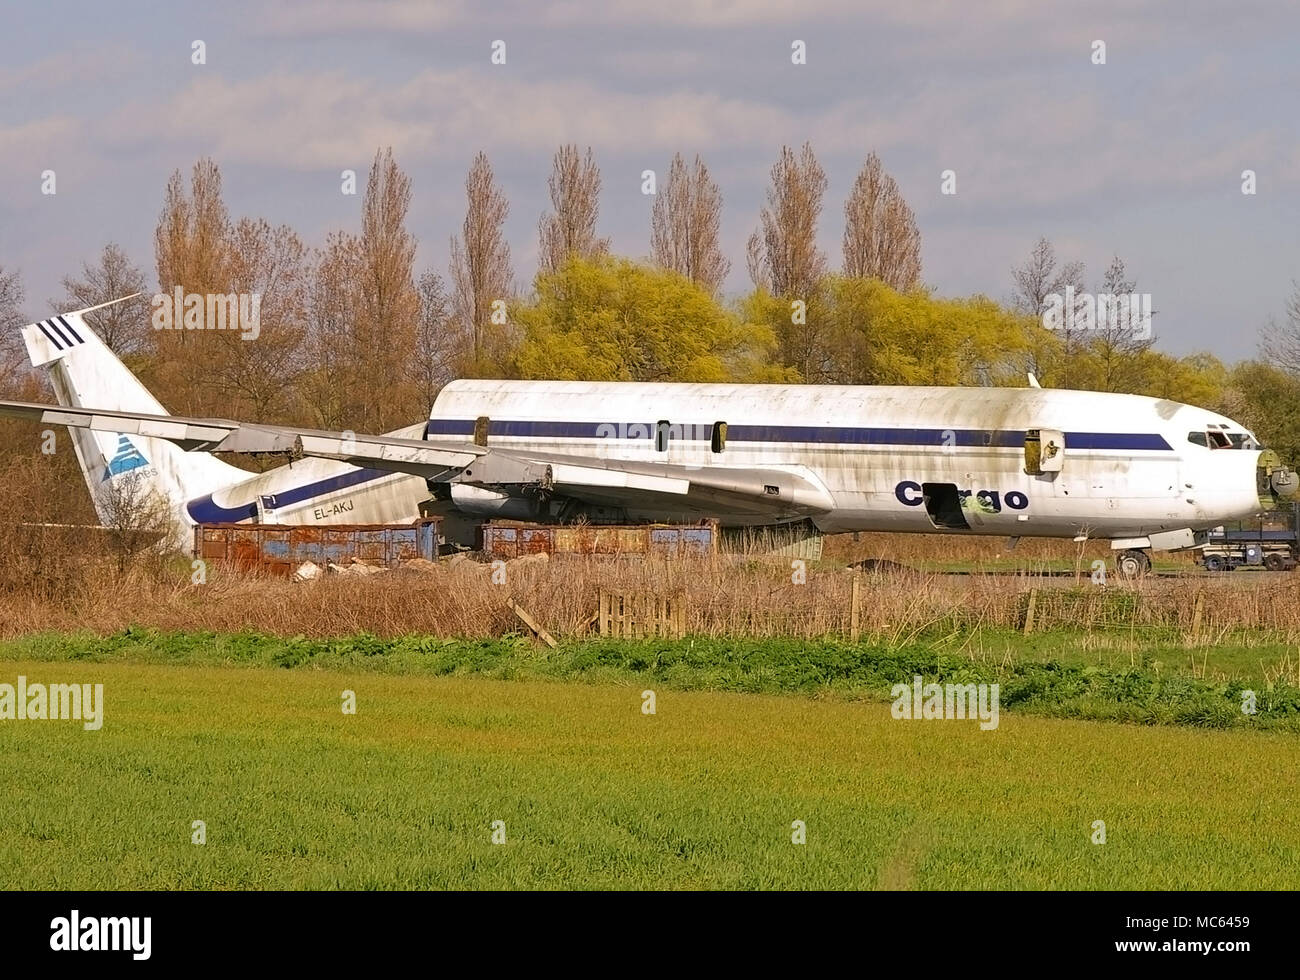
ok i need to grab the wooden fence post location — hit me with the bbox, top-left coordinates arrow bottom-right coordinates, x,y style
1023,589 -> 1038,636
850,572 -> 862,642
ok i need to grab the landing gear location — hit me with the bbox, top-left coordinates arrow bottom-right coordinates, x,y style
1116,549 -> 1151,579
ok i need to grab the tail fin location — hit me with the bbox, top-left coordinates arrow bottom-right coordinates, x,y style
22,298 -> 247,527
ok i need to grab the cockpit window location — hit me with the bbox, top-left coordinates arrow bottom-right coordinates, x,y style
1188,430 -> 1241,449
1207,430 -> 1232,449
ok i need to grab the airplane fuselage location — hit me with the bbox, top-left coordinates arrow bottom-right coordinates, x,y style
183,381 -> 1270,550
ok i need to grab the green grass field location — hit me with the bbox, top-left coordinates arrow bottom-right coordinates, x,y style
5,627 -> 1299,728
3,631 -> 1300,888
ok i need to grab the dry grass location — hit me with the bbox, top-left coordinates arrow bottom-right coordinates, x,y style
2,543 -> 1300,645
2,445 -> 1274,642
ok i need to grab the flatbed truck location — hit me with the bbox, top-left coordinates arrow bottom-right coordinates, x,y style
1198,502 -> 1300,572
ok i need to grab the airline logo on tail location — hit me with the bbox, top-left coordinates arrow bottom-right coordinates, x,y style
102,435 -> 149,480
33,315 -> 87,351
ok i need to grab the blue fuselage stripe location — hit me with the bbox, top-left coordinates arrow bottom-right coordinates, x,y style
185,466 -> 395,523
184,421 -> 1175,523
424,419 -> 1172,452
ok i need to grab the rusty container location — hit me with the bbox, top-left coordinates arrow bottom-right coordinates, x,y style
194,518 -> 441,576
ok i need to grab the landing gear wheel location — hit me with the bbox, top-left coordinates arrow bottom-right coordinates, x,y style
1264,553 -> 1285,572
1116,549 -> 1151,579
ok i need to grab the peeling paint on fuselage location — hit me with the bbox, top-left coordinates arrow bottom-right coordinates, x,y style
429,381 -> 1264,541
183,382 -> 1266,545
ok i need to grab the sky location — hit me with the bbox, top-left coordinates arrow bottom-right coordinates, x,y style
1,0 -> 1297,361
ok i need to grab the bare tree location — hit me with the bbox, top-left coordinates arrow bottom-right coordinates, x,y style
842,153 -> 921,290
297,149 -> 422,431
155,158 -> 230,296
745,231 -> 768,296
748,143 -> 828,299
93,471 -> 177,575
0,265 -> 22,327
1011,237 -> 1085,318
651,153 -> 730,294
303,231 -> 360,430
1011,236 -> 1087,379
353,148 -> 420,431
538,145 -> 608,275
215,218 -> 310,421
154,171 -> 191,300
53,243 -> 150,356
410,270 -> 456,411
151,158 -> 234,414
0,265 -> 26,394
450,151 -> 513,368
1090,255 -> 1155,392
1261,280 -> 1300,376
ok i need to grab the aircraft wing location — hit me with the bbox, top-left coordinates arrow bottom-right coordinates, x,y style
0,400 -> 485,479
0,400 -> 835,519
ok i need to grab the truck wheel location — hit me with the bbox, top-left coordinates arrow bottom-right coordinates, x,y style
1204,555 -> 1226,572
1117,549 -> 1151,578
1265,553 -> 1285,572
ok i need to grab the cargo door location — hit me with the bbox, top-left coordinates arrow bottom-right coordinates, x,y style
1023,429 -> 1065,474
921,482 -> 970,530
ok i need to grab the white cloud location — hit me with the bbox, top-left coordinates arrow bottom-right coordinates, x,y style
0,42 -> 134,97
253,0 -> 470,37
109,70 -> 884,168
8,55 -> 1286,216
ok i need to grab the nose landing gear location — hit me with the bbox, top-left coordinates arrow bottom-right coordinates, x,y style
1116,549 -> 1152,579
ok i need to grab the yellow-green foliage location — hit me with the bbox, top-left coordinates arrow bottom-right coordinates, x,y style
743,276 -> 1039,387
511,256 -> 785,383
1225,360 -> 1300,463
2,660 -> 1297,889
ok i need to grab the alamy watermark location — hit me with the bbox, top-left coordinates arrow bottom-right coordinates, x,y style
151,288 -> 261,340
890,675 -> 1000,730
594,421 -> 715,442
1043,286 -> 1152,340
50,910 -> 150,960
0,676 -> 103,730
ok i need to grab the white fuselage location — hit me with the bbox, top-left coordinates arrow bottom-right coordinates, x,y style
182,381 -> 1267,547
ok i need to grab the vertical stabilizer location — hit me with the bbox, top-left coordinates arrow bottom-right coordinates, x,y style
20,300 -> 247,528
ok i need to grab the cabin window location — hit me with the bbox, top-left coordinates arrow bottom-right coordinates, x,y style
711,421 -> 727,454
1186,431 -> 1208,448
1207,430 -> 1231,449
656,420 -> 671,452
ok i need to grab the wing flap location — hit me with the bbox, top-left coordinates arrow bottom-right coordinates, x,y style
528,453 -> 835,518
